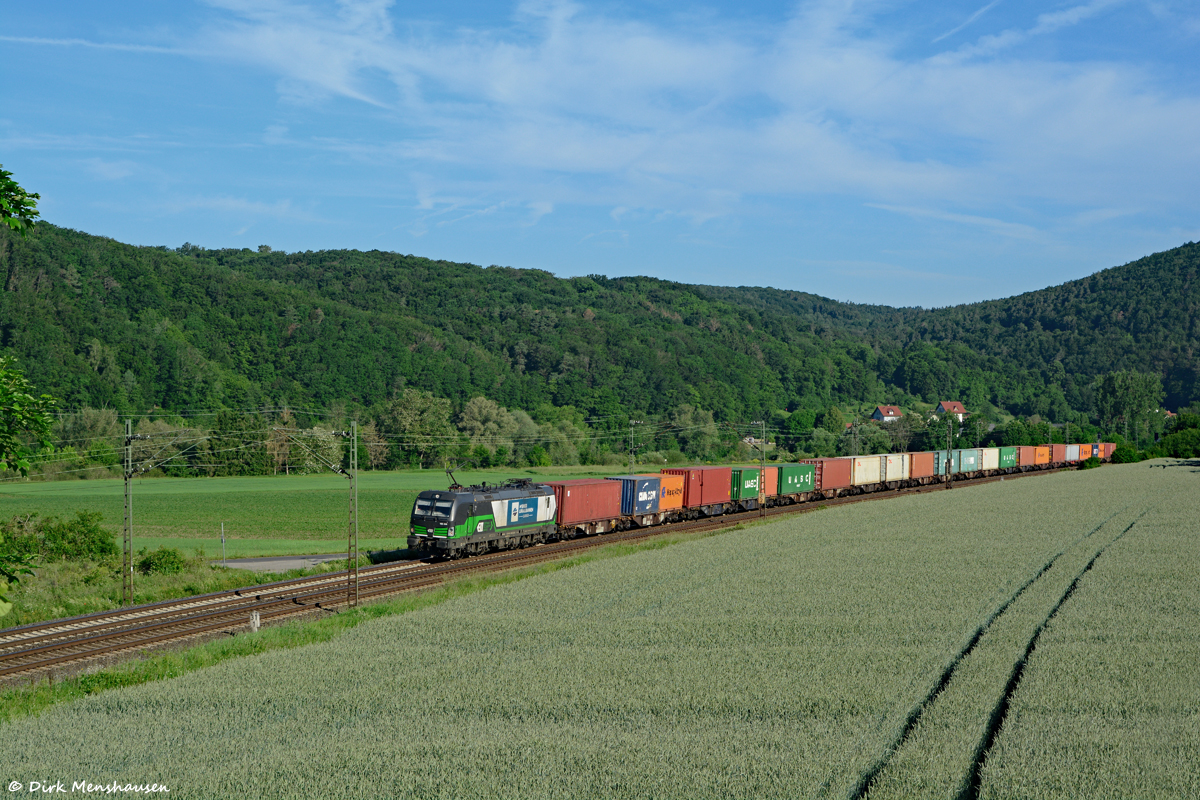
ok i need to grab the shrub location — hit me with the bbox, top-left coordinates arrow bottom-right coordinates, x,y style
1156,428 -> 1200,458
136,547 -> 187,575
1079,456 -> 1102,469
1110,445 -> 1143,463
1,512 -> 117,561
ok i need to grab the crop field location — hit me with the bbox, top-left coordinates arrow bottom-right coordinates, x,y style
0,461 -> 1196,799
0,466 -> 610,554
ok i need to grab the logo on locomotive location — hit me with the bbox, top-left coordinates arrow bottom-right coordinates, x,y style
508,498 -> 538,524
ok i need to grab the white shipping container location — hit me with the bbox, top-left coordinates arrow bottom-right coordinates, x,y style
981,448 -> 1000,471
852,456 -> 884,486
1065,444 -> 1080,461
884,454 -> 909,481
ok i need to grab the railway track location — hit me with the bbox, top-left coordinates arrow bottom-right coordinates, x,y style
0,466 -> 1065,684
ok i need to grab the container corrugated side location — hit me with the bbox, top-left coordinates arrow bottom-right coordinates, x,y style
1051,444 -> 1067,463
730,467 -> 760,500
662,468 -> 702,506
1034,446 -> 1051,465
777,464 -> 816,494
1065,444 -> 1080,461
953,449 -> 981,473
760,466 -> 778,497
800,458 -> 851,490
548,479 -> 622,526
1018,446 -> 1037,467
998,447 -> 1018,469
981,448 -> 1000,470
910,451 -> 935,478
607,476 -> 661,515
932,450 -> 949,476
647,473 -> 684,510
852,456 -> 884,486
697,466 -> 732,505
884,454 -> 909,481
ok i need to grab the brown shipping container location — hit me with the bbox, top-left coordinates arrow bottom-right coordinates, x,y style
698,466 -> 732,505
910,451 -> 935,479
1102,443 -> 1115,458
646,473 -> 684,510
1051,444 -> 1066,463
547,479 -> 622,526
800,458 -> 852,490
1035,446 -> 1051,465
662,468 -> 702,507
1018,446 -> 1037,467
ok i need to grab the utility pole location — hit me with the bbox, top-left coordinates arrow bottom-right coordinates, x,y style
945,413 -> 953,489
121,421 -> 150,605
123,419 -> 133,605
749,420 -> 767,517
347,421 -> 358,608
275,426 -> 360,608
628,420 -> 642,474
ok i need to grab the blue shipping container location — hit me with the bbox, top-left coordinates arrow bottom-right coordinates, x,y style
932,450 -> 950,476
607,476 -> 661,515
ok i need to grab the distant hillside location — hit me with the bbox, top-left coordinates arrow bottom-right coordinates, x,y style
1,224 -> 1196,421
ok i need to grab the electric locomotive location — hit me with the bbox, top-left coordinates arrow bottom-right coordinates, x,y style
407,478 -> 557,558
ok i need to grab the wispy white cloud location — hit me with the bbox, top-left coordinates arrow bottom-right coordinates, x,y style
867,204 -> 1042,240
0,35 -> 197,55
933,0 -> 1004,43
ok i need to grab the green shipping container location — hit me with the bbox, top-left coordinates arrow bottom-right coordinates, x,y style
999,447 -> 1018,469
777,463 -> 816,494
730,467 -> 760,501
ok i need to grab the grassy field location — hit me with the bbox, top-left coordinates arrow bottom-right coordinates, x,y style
0,461 -> 1195,799
0,466 -> 614,553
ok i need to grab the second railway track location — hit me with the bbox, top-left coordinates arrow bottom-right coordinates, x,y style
0,467 -> 1062,685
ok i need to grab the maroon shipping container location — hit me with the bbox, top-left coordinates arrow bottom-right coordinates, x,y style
662,468 -> 703,507
1051,444 -> 1067,463
546,479 -> 622,526
910,451 -> 935,479
698,466 -> 732,505
1018,446 -> 1037,467
799,458 -> 852,491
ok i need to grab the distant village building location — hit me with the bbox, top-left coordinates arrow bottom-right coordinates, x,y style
872,405 -> 903,423
935,401 -> 969,421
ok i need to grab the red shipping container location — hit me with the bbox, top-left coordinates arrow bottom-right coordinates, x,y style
799,458 -> 852,490
1018,446 -> 1037,467
546,479 -> 622,526
1051,444 -> 1066,463
910,451 -> 935,479
698,466 -> 732,505
662,468 -> 703,507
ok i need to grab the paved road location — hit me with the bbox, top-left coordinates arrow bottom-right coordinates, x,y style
212,553 -> 361,573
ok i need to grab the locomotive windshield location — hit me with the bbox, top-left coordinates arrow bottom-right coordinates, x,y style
414,497 -> 454,518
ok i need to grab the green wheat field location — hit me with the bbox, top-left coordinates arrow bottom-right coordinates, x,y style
1,461 -> 1197,799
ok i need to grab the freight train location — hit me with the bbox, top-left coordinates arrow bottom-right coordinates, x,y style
407,443 -> 1115,558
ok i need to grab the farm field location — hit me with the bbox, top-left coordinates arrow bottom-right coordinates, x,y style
0,466 -> 612,554
1,461 -> 1196,799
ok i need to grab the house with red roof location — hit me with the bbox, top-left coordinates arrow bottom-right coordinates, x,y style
872,405 -> 904,422
935,401 -> 969,421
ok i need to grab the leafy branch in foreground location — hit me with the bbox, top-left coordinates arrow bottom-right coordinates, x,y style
0,163 -> 40,237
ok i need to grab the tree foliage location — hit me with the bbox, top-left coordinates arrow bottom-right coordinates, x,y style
0,164 -> 40,238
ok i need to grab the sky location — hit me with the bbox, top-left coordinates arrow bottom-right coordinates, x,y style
2,0 -> 1198,307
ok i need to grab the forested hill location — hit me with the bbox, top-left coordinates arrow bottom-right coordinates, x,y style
2,223 -> 1197,422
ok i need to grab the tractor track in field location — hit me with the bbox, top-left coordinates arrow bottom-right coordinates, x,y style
845,499 -> 1152,800
954,509 -> 1150,800
0,465 -> 1068,687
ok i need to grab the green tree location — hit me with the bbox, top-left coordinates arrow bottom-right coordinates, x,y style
379,389 -> 456,468
0,164 -> 40,237
1095,371 -> 1165,445
820,406 -> 845,434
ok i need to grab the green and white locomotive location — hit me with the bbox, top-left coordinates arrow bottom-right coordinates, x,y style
407,479 -> 558,558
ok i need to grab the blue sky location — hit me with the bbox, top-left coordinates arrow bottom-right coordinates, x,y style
3,0 -> 1198,307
